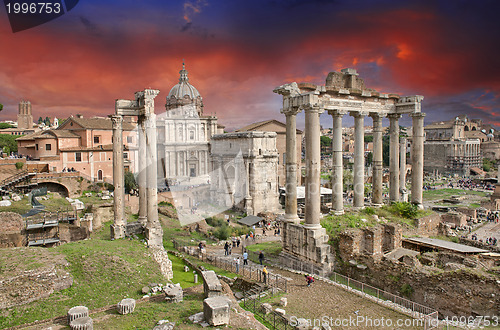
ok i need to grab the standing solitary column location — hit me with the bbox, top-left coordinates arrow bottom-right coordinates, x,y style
137,116 -> 147,226
145,113 -> 163,247
371,113 -> 383,206
304,106 -> 322,228
400,137 -> 407,202
284,109 -> 300,223
329,110 -> 344,215
111,115 -> 126,239
388,114 -> 401,203
351,112 -> 366,209
410,112 -> 425,208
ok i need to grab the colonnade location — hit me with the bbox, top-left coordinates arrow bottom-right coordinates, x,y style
112,89 -> 163,247
282,109 -> 426,224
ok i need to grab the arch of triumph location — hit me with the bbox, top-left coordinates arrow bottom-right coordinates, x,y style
274,68 -> 425,275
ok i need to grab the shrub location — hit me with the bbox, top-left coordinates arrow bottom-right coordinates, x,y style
400,283 -> 413,297
391,202 -> 418,219
15,162 -> 24,169
214,225 -> 231,240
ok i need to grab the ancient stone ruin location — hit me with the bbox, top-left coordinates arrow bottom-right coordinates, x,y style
274,68 -> 425,275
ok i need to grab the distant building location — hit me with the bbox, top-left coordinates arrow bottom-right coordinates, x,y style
424,116 -> 482,176
235,119 -> 302,186
17,115 -> 136,182
0,101 -> 38,136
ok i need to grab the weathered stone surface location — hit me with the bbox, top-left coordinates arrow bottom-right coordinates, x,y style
188,312 -> 204,324
149,247 -> 173,280
275,308 -> 286,316
69,316 -> 93,330
201,270 -> 222,298
164,284 -> 183,303
67,306 -> 89,323
153,319 -> 175,330
262,303 -> 272,315
280,297 -> 287,307
141,286 -> 150,294
117,298 -> 135,315
203,296 -> 230,326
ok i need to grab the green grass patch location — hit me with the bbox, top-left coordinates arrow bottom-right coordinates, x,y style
246,242 -> 282,256
168,253 -> 200,288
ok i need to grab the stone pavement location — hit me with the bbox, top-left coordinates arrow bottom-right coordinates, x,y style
468,221 -> 500,241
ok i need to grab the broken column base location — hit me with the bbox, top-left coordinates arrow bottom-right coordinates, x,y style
110,224 -> 126,240
145,225 -> 163,247
203,296 -> 230,326
280,222 -> 333,277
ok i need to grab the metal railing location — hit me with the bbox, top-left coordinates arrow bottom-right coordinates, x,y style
242,286 -> 291,330
172,239 -> 289,293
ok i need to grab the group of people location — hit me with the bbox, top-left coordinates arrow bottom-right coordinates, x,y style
62,167 -> 76,172
471,233 -> 498,246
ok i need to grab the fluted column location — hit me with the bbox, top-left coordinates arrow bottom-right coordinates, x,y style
328,110 -> 345,215
388,113 -> 401,203
370,113 -> 384,206
138,116 -> 147,225
284,109 -> 300,223
145,113 -> 163,247
351,111 -> 366,209
411,112 -> 425,208
400,136 -> 407,202
304,106 -> 323,228
111,115 -> 126,239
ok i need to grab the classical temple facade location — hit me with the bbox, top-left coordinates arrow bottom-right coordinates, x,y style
275,68 -> 425,275
156,64 -> 221,184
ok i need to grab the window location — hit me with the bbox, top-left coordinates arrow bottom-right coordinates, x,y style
45,144 -> 51,151
94,136 -> 100,143
35,144 -> 38,151
127,136 -> 133,143
75,152 -> 82,162
123,152 -> 128,159
190,130 -> 194,140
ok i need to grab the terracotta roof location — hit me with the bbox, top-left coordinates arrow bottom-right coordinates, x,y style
235,119 -> 302,134
60,116 -> 136,131
15,129 -> 79,141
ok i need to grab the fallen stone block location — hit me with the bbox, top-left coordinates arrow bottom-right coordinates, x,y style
280,297 -> 287,307
188,312 -> 204,323
141,286 -> 150,294
67,306 -> 89,323
153,319 -> 175,330
117,298 -> 135,315
164,285 -> 183,303
69,316 -> 93,330
262,303 -> 272,315
203,296 -> 230,326
275,308 -> 286,316
202,270 -> 222,298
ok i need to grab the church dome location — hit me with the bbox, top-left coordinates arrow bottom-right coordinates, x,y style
167,63 -> 201,100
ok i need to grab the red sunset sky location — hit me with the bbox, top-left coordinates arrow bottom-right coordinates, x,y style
1,0 -> 499,130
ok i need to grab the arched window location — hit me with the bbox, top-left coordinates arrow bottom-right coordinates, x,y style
97,170 -> 103,181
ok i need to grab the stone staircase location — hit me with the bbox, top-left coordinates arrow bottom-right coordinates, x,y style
0,170 -> 36,195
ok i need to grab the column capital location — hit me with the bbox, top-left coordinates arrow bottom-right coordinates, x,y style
327,109 -> 347,117
387,113 -> 402,119
281,106 -> 301,116
410,112 -> 426,118
111,115 -> 123,129
349,111 -> 368,118
369,112 -> 386,119
303,105 -> 324,114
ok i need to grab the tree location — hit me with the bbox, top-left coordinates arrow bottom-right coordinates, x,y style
44,117 -> 51,126
0,123 -> 13,129
0,104 -> 3,112
366,152 -> 373,166
320,135 -> 332,147
38,117 -> 43,124
0,134 -> 18,153
124,171 -> 137,193
364,135 -> 373,143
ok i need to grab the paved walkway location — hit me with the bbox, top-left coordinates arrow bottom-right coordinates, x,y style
469,221 -> 500,242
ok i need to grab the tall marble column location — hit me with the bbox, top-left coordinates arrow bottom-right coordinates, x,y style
145,113 -> 163,247
304,106 -> 322,228
388,113 -> 401,203
328,110 -> 345,215
137,116 -> 147,226
370,113 -> 383,206
400,136 -> 407,202
351,111 -> 366,209
284,109 -> 300,223
410,113 -> 425,208
111,115 -> 126,239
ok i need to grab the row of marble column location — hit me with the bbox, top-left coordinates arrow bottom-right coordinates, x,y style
112,113 -> 163,247
283,109 -> 425,225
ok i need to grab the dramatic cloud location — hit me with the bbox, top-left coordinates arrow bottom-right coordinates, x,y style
0,0 -> 499,130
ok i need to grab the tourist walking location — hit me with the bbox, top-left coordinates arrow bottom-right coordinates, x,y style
259,251 -> 265,265
262,266 -> 268,284
224,242 -> 230,256
234,257 -> 240,273
243,250 -> 248,265
305,274 -> 314,287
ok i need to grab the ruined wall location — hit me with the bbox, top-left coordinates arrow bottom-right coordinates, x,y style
456,207 -> 477,219
0,212 -> 26,248
58,223 -> 90,243
441,212 -> 467,228
414,213 -> 441,236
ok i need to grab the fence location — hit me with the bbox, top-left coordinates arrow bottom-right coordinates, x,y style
242,286 -> 291,330
328,271 -> 438,329
172,239 -> 289,293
